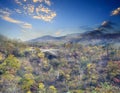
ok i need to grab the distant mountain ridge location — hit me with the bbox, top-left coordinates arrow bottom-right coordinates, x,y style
29,30 -> 120,44
30,35 -> 65,42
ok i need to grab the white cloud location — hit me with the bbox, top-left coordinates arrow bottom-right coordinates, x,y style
44,0 -> 51,6
33,0 -> 43,3
33,13 -> 56,22
14,0 -> 56,22
22,23 -> 32,29
23,4 -> 34,15
2,16 -> 23,24
0,0 -> 56,35
101,21 -> 108,26
36,6 -> 50,14
0,8 -> 12,16
0,9 -> 32,29
33,5 -> 56,21
15,0 -> 23,5
55,31 -> 61,35
15,9 -> 22,14
32,0 -> 51,6
0,9 -> 22,24
111,7 -> 120,16
24,0 -> 27,2
33,0 -> 38,3
99,21 -> 114,29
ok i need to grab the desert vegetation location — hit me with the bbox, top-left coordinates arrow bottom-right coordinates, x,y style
0,35 -> 120,93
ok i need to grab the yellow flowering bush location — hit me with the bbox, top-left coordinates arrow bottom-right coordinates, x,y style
39,83 -> 45,89
49,85 -> 57,93
27,90 -> 32,93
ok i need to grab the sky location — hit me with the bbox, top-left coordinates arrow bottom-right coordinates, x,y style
0,0 -> 120,41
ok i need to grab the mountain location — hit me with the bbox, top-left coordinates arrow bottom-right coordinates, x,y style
30,35 -> 66,42
82,30 -> 120,39
28,30 -> 120,45
30,35 -> 56,42
77,30 -> 120,45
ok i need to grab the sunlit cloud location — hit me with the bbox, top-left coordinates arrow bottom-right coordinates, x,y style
2,16 -> 23,24
55,31 -> 61,35
101,21 -> 109,26
101,21 -> 114,29
33,0 -> 43,3
96,21 -> 115,31
111,7 -> 120,16
0,0 -> 56,39
0,9 -> 11,17
44,0 -> 51,6
21,23 -> 32,29
15,0 -> 23,5
36,6 -> 51,14
15,9 -> 22,14
33,5 -> 56,21
14,0 -> 56,22
24,0 -> 27,2
32,0 -> 51,6
33,13 -> 56,22
33,0 -> 37,3
23,4 -> 35,15
0,9 -> 32,30
0,9 -> 22,24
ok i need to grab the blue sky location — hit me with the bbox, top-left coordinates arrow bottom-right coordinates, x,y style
0,0 -> 120,41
